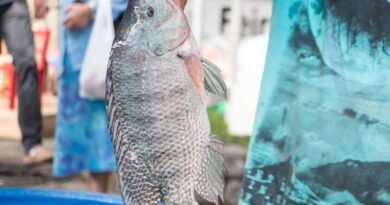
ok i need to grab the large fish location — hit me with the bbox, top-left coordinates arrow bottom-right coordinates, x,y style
106,0 -> 227,204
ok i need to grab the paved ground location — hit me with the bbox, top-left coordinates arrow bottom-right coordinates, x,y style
0,137 -> 120,194
0,94 -> 122,193
0,137 -> 246,205
0,94 -> 57,140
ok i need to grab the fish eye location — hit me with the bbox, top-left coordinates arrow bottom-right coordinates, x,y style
147,7 -> 154,17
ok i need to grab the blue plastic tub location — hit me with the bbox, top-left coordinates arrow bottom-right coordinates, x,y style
0,188 -> 123,205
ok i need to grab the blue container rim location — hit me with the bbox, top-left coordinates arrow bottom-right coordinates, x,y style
0,188 -> 123,205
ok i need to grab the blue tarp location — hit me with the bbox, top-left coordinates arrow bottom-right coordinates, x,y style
0,188 -> 123,205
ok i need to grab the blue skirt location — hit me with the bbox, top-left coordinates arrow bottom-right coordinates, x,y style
53,54 -> 116,177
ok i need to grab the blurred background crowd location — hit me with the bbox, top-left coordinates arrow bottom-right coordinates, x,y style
0,0 -> 272,204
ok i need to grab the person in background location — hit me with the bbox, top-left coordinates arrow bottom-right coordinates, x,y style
54,0 -> 126,192
0,0 -> 53,165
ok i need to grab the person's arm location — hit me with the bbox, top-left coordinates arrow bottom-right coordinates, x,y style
63,0 -> 126,31
86,0 -> 127,21
63,3 -> 93,30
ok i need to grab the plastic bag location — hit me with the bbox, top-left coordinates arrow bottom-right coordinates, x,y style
79,0 -> 114,99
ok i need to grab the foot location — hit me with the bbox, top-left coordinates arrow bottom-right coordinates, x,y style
22,145 -> 53,166
89,172 -> 111,193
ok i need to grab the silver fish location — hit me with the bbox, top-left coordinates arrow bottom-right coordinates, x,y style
106,0 -> 226,204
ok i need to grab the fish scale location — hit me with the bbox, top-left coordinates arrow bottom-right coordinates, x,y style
108,43 -> 208,204
106,0 -> 225,204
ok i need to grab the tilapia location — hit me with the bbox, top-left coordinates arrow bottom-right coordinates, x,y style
106,0 -> 226,204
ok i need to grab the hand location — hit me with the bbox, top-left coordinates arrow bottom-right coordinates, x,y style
63,3 -> 93,30
35,0 -> 46,19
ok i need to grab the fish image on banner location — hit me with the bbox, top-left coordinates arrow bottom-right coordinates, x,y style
240,0 -> 390,204
106,0 -> 227,204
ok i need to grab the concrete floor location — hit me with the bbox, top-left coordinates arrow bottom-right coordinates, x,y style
0,137 -> 120,194
0,94 -> 112,192
0,94 -> 57,140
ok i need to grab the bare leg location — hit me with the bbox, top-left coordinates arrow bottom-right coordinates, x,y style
89,172 -> 111,193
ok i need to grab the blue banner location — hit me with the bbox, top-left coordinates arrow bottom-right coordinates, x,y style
240,0 -> 390,204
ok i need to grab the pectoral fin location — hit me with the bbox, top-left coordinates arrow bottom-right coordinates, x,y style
201,58 -> 227,99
